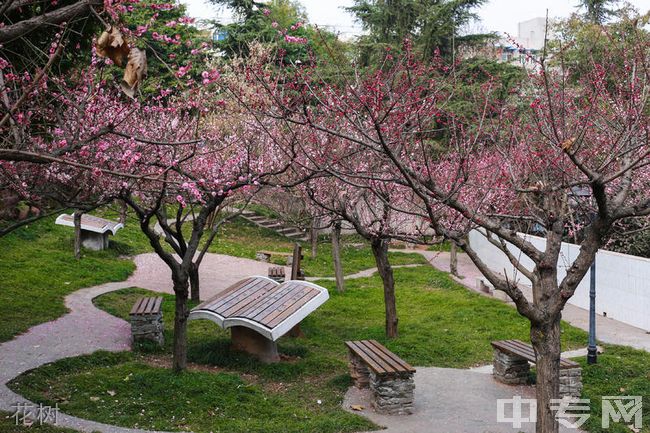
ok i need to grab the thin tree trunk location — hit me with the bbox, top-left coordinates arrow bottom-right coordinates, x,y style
310,217 -> 318,259
189,262 -> 200,302
172,277 -> 190,372
331,221 -> 345,293
371,237 -> 398,338
73,210 -> 82,260
531,312 -> 562,433
450,241 -> 458,276
119,200 -> 128,225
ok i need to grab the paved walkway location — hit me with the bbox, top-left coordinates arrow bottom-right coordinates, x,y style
0,281 -> 167,433
343,367 -> 578,433
418,250 -> 650,352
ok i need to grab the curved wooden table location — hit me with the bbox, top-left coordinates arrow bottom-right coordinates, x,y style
189,276 -> 329,362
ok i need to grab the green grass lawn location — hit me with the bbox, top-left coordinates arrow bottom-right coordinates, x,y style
11,266 -> 594,433
0,214 -> 150,343
578,345 -> 650,432
207,217 -> 428,277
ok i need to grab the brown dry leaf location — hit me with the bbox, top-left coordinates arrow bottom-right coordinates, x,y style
350,404 -> 364,411
121,47 -> 147,98
96,26 -> 130,67
561,137 -> 576,151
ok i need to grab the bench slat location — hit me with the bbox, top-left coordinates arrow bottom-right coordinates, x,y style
345,340 -> 415,376
152,297 -> 163,314
144,297 -> 155,314
346,340 -> 392,374
130,296 -> 163,316
367,340 -> 416,373
491,339 -> 580,369
136,297 -> 149,315
129,297 -> 145,315
265,289 -> 318,328
359,341 -> 407,374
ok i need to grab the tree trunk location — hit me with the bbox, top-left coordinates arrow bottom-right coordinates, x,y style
172,277 -> 190,372
119,200 -> 128,225
189,262 -> 200,302
450,241 -> 458,277
371,238 -> 398,338
331,221 -> 345,293
73,210 -> 82,260
310,217 -> 318,259
530,314 -> 562,433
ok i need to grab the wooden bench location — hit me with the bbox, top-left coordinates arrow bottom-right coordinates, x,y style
491,339 -> 582,398
256,250 -> 293,264
345,340 -> 416,415
129,297 -> 164,346
268,266 -> 285,282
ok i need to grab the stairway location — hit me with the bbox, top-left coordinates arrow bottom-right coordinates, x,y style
240,210 -> 309,242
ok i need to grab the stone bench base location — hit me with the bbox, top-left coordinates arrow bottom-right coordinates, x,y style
130,313 -> 164,346
493,349 -> 583,398
348,351 -> 371,388
370,372 -> 415,415
492,349 -> 530,385
347,351 -> 414,415
559,367 -> 582,398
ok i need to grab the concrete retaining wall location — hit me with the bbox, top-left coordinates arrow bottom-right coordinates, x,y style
468,230 -> 650,331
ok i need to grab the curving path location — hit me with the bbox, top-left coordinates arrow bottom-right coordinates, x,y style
0,251 -> 284,433
0,280 -> 166,433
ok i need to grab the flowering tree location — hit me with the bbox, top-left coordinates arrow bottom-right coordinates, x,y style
296,125 -> 431,337
1,0 -> 310,371
307,174 -> 429,338
255,29 -> 650,431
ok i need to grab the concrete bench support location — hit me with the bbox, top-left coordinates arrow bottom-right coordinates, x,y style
230,326 -> 279,363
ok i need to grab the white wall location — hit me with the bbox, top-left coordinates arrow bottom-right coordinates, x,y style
516,17 -> 556,50
468,230 -> 650,331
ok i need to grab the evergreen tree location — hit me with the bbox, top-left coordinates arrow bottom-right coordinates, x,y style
577,0 -> 618,24
347,0 -> 491,64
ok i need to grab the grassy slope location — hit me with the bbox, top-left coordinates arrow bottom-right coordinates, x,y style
0,214 -> 150,343
208,217 -> 428,277
12,266 -> 591,433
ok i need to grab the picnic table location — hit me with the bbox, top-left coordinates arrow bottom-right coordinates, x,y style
55,213 -> 123,251
189,276 -> 329,362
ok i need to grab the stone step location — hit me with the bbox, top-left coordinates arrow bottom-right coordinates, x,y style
259,221 -> 283,228
286,233 -> 308,241
241,210 -> 309,241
